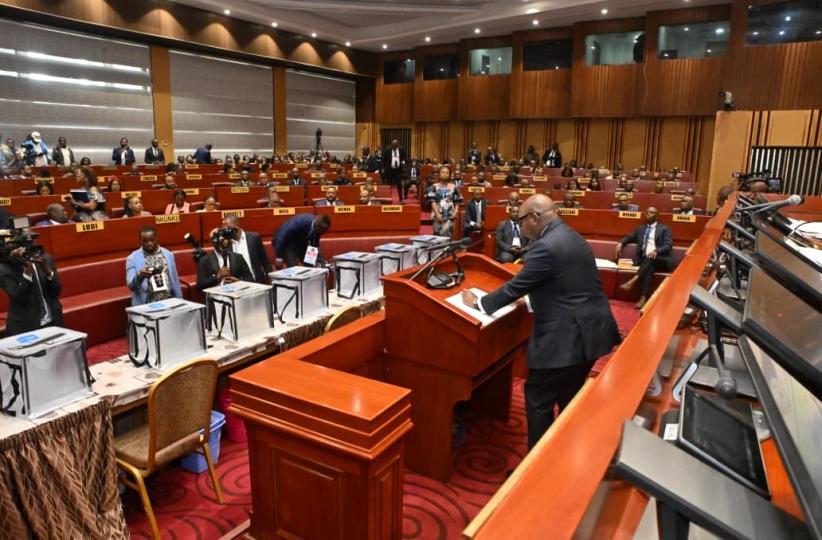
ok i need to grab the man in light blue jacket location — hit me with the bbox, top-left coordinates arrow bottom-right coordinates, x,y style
126,226 -> 182,305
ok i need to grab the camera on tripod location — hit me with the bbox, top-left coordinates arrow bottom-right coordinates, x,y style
0,217 -> 44,261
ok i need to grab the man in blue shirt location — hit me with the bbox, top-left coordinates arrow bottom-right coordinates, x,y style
193,143 -> 213,164
126,226 -> 183,305
273,213 -> 331,268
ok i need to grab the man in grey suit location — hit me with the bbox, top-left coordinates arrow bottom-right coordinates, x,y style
462,194 -> 620,449
494,204 -> 528,263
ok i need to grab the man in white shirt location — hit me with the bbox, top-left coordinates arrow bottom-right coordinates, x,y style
195,228 -> 253,291
381,139 -> 407,201
51,137 -> 75,167
222,214 -> 272,283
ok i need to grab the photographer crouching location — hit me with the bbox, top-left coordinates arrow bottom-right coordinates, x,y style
195,226 -> 253,291
0,226 -> 63,336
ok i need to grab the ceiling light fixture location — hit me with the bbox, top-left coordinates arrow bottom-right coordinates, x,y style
684,27 -> 690,31
715,28 -> 725,34
779,30 -> 785,35
526,8 -> 538,14
601,8 -> 608,15
311,32 -> 317,38
271,22 -> 278,28
753,31 -> 759,35
345,41 -> 351,47
425,36 -> 431,42
785,15 -> 791,21
382,44 -> 388,49
474,28 -> 481,34
224,9 -> 230,15
532,19 -> 539,26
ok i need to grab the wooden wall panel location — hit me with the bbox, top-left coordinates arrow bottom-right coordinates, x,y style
658,117 -> 689,170
510,29 -> 573,118
376,84 -> 414,124
413,45 -> 460,122
458,36 -> 512,120
274,67 -> 288,155
149,46 -> 174,159
497,121 -> 517,161
621,118 -> 647,169
570,18 -> 645,118
586,119 -> 612,167
724,0 -> 822,111
766,110 -> 814,146
448,121 -> 465,161
555,120 -> 576,167
697,116 -> 716,194
641,5 -> 730,116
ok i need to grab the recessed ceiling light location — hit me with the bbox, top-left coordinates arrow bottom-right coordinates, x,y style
271,22 -> 278,28
554,65 -> 559,69
601,8 -> 608,15
817,30 -> 821,35
311,32 -> 317,38
497,57 -> 502,61
785,15 -> 791,21
526,8 -> 538,14
223,9 -> 230,15
779,30 -> 785,35
715,28 -> 725,34
590,45 -> 596,50
684,27 -> 690,31
663,53 -> 669,57
474,28 -> 481,34
532,19 -> 539,26
345,41 -> 351,47
425,36 -> 431,42
382,44 -> 388,49
706,48 -> 712,53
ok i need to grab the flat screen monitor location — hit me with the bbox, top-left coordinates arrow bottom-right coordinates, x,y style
678,386 -> 769,497
753,215 -> 819,265
756,231 -> 822,310
742,267 -> 822,401
739,336 -> 822,539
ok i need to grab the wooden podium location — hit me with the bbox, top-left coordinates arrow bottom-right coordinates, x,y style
230,358 -> 413,540
381,252 -> 529,480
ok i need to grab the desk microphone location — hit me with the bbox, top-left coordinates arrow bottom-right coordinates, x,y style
737,194 -> 803,214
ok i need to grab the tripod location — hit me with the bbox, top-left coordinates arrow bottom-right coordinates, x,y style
313,128 -> 324,161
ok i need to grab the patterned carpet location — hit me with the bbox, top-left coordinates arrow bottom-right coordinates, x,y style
96,300 -> 640,540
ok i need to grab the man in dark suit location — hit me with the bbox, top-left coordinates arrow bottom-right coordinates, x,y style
222,214 -> 272,284
315,186 -> 344,206
51,137 -> 75,167
462,189 -> 489,238
287,168 -> 306,186
196,228 -> 254,291
381,139 -> 407,201
485,146 -> 501,165
673,195 -> 705,215
494,204 -> 528,263
193,143 -> 213,164
144,139 -> 166,164
35,204 -> 69,227
615,206 -> 674,309
542,142 -> 562,168
273,213 -> 331,268
467,142 -> 481,165
462,194 -> 620,449
0,246 -> 63,336
363,147 -> 379,173
112,137 -> 136,165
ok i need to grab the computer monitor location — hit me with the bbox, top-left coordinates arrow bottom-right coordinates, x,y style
739,336 -> 822,539
756,231 -> 822,310
753,214 -> 819,261
742,267 -> 822,401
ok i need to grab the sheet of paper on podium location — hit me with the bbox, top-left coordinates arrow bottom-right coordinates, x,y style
445,287 -> 516,326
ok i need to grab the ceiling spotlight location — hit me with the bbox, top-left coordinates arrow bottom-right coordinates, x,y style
817,30 -> 821,35
526,8 -> 538,14
601,8 -> 608,15
311,32 -> 317,38
706,48 -> 712,53
554,65 -> 559,69
590,45 -> 596,50
345,41 -> 351,47
382,44 -> 388,49
753,31 -> 759,35
271,22 -> 278,27
785,15 -> 791,21
684,27 -> 690,31
474,28 -> 481,34
715,28 -> 725,34
425,36 -> 431,42
224,9 -> 230,15
779,30 -> 785,35
532,19 -> 539,26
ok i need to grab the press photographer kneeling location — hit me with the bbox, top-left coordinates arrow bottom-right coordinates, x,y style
0,222 -> 62,336
196,226 -> 253,291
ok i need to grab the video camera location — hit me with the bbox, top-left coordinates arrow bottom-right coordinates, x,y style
0,217 -> 44,261
211,226 -> 238,244
732,169 -> 771,191
184,232 -> 206,263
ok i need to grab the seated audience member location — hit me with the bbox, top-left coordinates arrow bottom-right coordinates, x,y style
287,168 -> 305,186
145,138 -> 165,164
257,172 -> 272,186
35,181 -> 53,196
159,174 -> 177,190
71,167 -> 108,222
16,164 -> 35,179
107,177 -> 122,193
124,196 -> 151,217
79,157 -> 92,167
263,188 -> 283,208
612,193 -> 640,212
560,163 -> 574,177
713,185 -> 734,213
112,137 -> 135,165
316,186 -> 343,206
165,189 -> 190,214
126,226 -> 182,305
223,162 -> 236,174
36,203 -> 69,226
196,227 -> 254,291
494,205 -> 528,263
462,189 -> 489,238
615,207 -> 674,309
62,163 -> 81,177
0,239 -> 63,336
506,191 -> 521,208
273,213 -> 331,268
198,195 -> 218,213
234,170 -> 256,187
587,177 -> 602,191
654,181 -> 665,194
557,192 -> 583,210
126,164 -> 141,176
475,172 -> 492,188
617,179 -> 636,193
518,177 -> 533,189
359,189 -> 380,206
504,169 -> 519,187
333,170 -> 351,185
565,178 -> 580,191
674,195 -> 704,215
684,187 -> 697,198
222,214 -> 272,284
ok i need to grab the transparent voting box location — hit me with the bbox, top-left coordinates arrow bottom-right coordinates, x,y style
411,235 -> 450,264
268,267 -> 329,322
126,299 -> 207,369
375,243 -> 418,275
0,327 -> 92,418
204,281 -> 274,342
333,251 -> 382,299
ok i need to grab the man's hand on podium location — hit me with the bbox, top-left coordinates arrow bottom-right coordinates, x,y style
461,289 -> 479,309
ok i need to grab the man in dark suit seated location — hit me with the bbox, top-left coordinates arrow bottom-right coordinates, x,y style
273,213 -> 331,268
221,214 -> 272,284
196,227 -> 254,291
556,192 -> 583,210
673,195 -> 704,215
144,139 -> 166,164
287,168 -> 305,186
615,206 -> 674,309
36,203 -> 69,226
315,186 -> 344,206
193,143 -> 213,164
0,243 -> 63,337
462,189 -> 489,238
494,204 -> 528,263
612,193 -> 640,212
462,194 -> 620,449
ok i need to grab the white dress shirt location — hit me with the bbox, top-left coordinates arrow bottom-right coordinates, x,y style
392,148 -> 399,168
644,223 -> 657,257
231,231 -> 252,276
60,148 -> 71,166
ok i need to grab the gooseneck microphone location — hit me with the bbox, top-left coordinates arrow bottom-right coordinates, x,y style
737,194 -> 804,214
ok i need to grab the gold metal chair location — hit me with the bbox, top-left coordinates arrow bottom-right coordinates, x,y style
114,359 -> 223,540
324,305 -> 362,334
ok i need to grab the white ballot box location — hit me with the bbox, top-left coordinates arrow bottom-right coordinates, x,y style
204,281 -> 274,341
333,251 -> 382,299
0,327 -> 92,418
375,243 -> 418,275
268,267 -> 329,321
410,235 -> 450,264
126,298 -> 207,369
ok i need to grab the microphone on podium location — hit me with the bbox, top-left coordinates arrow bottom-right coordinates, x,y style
737,194 -> 803,214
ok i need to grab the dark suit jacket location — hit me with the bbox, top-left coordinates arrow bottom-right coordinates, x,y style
196,251 -> 253,291
193,147 -> 212,164
673,208 -> 705,216
364,154 -> 380,173
112,147 -> 136,165
315,199 -> 344,207
619,222 -> 673,268
542,150 -> 562,168
485,152 -> 500,165
468,149 -> 482,164
495,219 -> 529,259
481,219 -> 620,369
240,231 -> 273,283
51,146 -> 75,167
144,146 -> 166,164
381,146 -> 407,172
0,255 -> 64,336
273,214 -> 320,262
463,199 -> 489,229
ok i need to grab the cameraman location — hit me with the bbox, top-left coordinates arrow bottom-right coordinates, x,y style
0,244 -> 63,336
126,226 -> 182,305
196,227 -> 253,291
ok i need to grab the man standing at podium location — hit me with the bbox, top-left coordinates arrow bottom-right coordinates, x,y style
461,194 -> 620,449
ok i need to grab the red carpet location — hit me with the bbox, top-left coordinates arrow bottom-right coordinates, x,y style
93,300 -> 639,540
